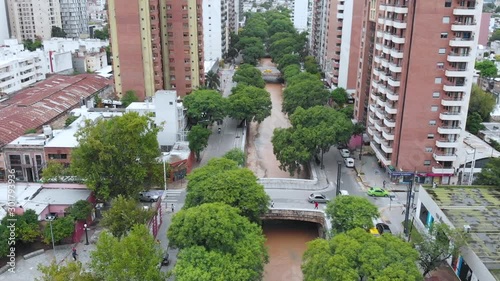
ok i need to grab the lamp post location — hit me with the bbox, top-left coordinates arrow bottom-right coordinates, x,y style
83,223 -> 89,245
336,161 -> 342,196
163,158 -> 168,191
47,217 -> 56,262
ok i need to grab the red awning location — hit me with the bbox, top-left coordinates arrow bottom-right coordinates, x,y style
425,173 -> 453,177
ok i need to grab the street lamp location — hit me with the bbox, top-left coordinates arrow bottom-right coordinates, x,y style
83,223 -> 89,245
163,159 -> 168,191
46,216 -> 56,262
336,161 -> 342,196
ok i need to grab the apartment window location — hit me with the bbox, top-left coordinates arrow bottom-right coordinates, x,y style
48,154 -> 67,160
427,134 -> 434,139
425,147 -> 433,153
440,33 -> 448,39
431,105 -> 439,112
185,76 -> 191,80
444,1 -> 451,7
424,160 -> 431,166
443,17 -> 450,24
438,48 -> 446,54
437,63 -> 444,69
429,120 -> 437,125
24,155 -> 30,165
170,75 -> 175,80
35,155 -> 42,167
433,92 -> 440,98
435,78 -> 442,84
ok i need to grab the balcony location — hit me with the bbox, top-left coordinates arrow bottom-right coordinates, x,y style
374,56 -> 381,64
337,13 -> 344,19
453,7 -> 478,16
382,129 -> 394,141
449,38 -> 475,48
441,97 -> 464,106
394,6 -> 408,14
392,34 -> 405,44
382,45 -> 391,55
381,141 -> 393,153
333,61 -> 340,67
388,77 -> 401,87
431,166 -> 455,174
435,139 -> 460,148
367,125 -> 374,135
373,68 -> 380,77
385,104 -> 397,114
380,57 -> 389,68
333,54 -> 340,60
373,132 -> 382,144
445,68 -> 468,77
447,52 -> 471,62
337,4 -> 345,10
378,83 -> 388,95
389,62 -> 402,73
371,142 -> 392,166
375,43 -> 383,51
433,153 -> 457,162
384,117 -> 396,127
379,72 -> 388,81
393,20 -> 407,29
390,48 -> 404,58
451,21 -> 477,32
375,107 -> 385,119
378,17 -> 385,25
371,80 -> 379,89
437,126 -> 461,135
377,97 -> 386,107
439,112 -> 462,121
376,31 -> 384,38
386,89 -> 399,101
384,19 -> 394,27
368,114 -> 375,125
443,83 -> 467,92
375,120 -> 384,132
371,92 -> 379,101
379,4 -> 387,11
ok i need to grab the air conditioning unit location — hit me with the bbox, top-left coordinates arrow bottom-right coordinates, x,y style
463,225 -> 471,233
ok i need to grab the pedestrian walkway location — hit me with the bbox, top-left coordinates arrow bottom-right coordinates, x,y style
163,190 -> 183,204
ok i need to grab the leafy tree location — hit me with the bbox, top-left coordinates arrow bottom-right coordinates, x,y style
121,90 -> 139,107
352,123 -> 365,137
0,226 -> 10,257
93,26 -> 109,40
0,210 -> 40,257
325,196 -> 379,234
187,125 -> 212,161
474,157 -> 500,186
223,148 -> 246,167
286,72 -> 321,85
490,29 -> 500,41
339,105 -> 354,119
489,139 -> 500,151
282,79 -> 330,115
37,261 -> 97,281
242,45 -> 266,65
269,37 -> 301,62
303,229 -> 422,281
183,89 -> 228,126
268,19 -> 296,37
43,216 -> 75,244
415,223 -> 467,276
331,87 -> 349,107
234,37 -> 263,53
100,195 -> 154,238
185,161 -> 269,222
466,112 -> 485,134
269,32 -> 294,45
272,127 -> 312,176
90,225 -> 166,281
282,64 -> 301,81
304,56 -> 319,74
205,70 -> 220,90
51,26 -> 67,38
468,84 -> 496,121
66,200 -> 93,221
65,115 -> 79,127
232,64 -> 266,88
23,38 -> 43,51
227,85 -> 271,123
42,160 -> 71,182
71,112 -> 162,200
277,54 -> 300,71
475,60 -> 498,77
187,157 -> 239,186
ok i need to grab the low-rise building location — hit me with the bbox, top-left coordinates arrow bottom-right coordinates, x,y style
72,46 -> 108,73
480,122 -> 500,144
415,185 -> 500,281
161,142 -> 194,183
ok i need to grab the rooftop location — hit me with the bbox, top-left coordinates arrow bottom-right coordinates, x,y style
161,142 -> 191,164
0,182 -> 42,204
481,122 -> 500,144
456,132 -> 500,165
127,102 -> 155,111
30,188 -> 91,205
426,186 -> 500,276
6,134 -> 49,147
0,74 -> 112,147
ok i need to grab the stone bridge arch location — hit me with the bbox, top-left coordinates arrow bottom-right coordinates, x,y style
261,208 -> 332,239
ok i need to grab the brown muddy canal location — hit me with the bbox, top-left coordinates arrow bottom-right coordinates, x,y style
263,221 -> 319,281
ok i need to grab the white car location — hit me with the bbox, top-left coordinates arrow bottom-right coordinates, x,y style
344,157 -> 355,168
340,149 -> 350,158
339,190 -> 350,196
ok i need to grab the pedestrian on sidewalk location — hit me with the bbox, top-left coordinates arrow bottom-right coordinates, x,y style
383,180 -> 386,188
314,202 -> 319,209
72,248 -> 78,261
218,127 -> 221,134
271,200 -> 274,208
171,204 -> 175,213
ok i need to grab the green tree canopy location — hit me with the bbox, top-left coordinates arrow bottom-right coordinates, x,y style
242,46 -> 266,66
282,64 -> 301,81
304,56 -> 319,74
71,112 -> 162,200
233,64 -> 266,88
474,157 -> 500,186
187,125 -> 212,161
466,112 -> 485,134
268,18 -> 296,37
43,216 -> 75,244
184,159 -> 269,222
0,210 -> 40,257
93,26 -> 109,40
66,200 -> 93,221
51,26 -> 67,38
331,87 -> 349,108
234,37 -> 263,53
282,79 -> 330,115
90,225 -> 166,281
302,228 -> 422,281
277,54 -> 300,71
272,127 -> 312,176
285,71 -> 321,86
121,90 -> 139,107
41,160 -> 72,182
100,195 -> 154,238
23,38 -> 43,51
204,70 -> 220,90
491,29 -> 500,41
223,148 -> 246,167
227,84 -> 272,123
65,115 -> 79,127
187,157 -> 240,186
325,196 -> 379,234
475,60 -> 498,77
468,84 -> 496,121
183,89 -> 228,126
37,261 -> 97,281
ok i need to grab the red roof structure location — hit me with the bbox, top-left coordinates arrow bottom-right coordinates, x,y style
0,74 -> 112,147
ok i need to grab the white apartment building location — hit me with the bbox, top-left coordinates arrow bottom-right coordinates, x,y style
0,0 -> 10,44
126,90 -> 187,152
0,39 -> 47,94
87,0 -> 107,21
59,0 -> 89,38
72,45 -> 107,73
7,0 -> 62,41
291,0 -> 311,33
203,0 -> 240,62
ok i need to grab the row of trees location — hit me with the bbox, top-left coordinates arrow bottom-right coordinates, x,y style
167,158 -> 270,280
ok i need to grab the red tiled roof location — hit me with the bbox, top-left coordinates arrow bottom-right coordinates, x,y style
0,74 -> 112,147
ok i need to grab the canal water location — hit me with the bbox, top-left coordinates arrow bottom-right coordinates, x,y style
262,220 -> 319,281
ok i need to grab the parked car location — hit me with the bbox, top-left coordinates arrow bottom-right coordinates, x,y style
339,190 -> 350,196
139,191 -> 160,202
344,157 -> 355,168
161,251 -> 170,266
367,187 -> 389,197
340,149 -> 350,158
376,223 -> 392,235
308,193 -> 330,203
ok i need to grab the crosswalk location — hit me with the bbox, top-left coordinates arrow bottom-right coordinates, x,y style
163,190 -> 183,203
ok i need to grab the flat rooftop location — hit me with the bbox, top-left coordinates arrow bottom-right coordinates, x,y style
30,188 -> 91,205
126,102 -> 156,111
426,186 -> 500,279
0,182 -> 42,204
161,142 -> 191,164
6,134 -> 48,147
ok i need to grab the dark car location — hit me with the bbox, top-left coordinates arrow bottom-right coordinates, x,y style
376,223 -> 392,235
161,251 -> 170,266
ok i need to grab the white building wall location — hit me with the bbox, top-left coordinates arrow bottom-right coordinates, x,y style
203,0 -> 223,61
48,51 -> 73,73
43,38 -> 108,54
7,0 -> 62,41
0,0 -> 10,44
338,0 -> 353,91
292,0 -> 309,32
154,90 -> 179,148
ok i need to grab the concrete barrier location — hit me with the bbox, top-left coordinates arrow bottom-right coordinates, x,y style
0,264 -> 10,274
23,249 -> 45,260
258,162 -> 330,190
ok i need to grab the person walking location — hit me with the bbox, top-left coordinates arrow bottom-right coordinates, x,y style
72,248 -> 78,261
171,204 -> 174,213
218,127 -> 221,134
271,200 -> 274,208
314,202 -> 319,209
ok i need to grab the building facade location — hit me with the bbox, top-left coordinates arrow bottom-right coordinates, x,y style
108,0 -> 204,100
7,0 -> 62,41
356,0 -> 482,184
72,45 -> 108,73
59,0 -> 89,38
292,0 -> 311,33
0,0 -> 10,44
3,134 -> 46,182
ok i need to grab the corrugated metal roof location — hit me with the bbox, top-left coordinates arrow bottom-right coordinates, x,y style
0,74 -> 111,147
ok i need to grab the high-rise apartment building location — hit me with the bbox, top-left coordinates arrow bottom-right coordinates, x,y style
355,0 -> 482,184
0,0 -> 10,44
108,0 -> 204,100
291,0 -> 311,33
203,0 -> 239,62
7,0 -> 62,41
59,0 -> 89,38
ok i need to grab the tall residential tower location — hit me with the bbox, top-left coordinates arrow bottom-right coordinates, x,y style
7,0 -> 62,41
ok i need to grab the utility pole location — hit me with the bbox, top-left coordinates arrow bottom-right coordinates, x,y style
403,179 -> 413,236
336,161 -> 342,196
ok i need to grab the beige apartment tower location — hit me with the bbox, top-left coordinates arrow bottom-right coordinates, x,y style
7,0 -> 62,41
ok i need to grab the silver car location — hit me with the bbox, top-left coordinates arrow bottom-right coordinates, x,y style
308,193 -> 330,203
139,191 -> 160,202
